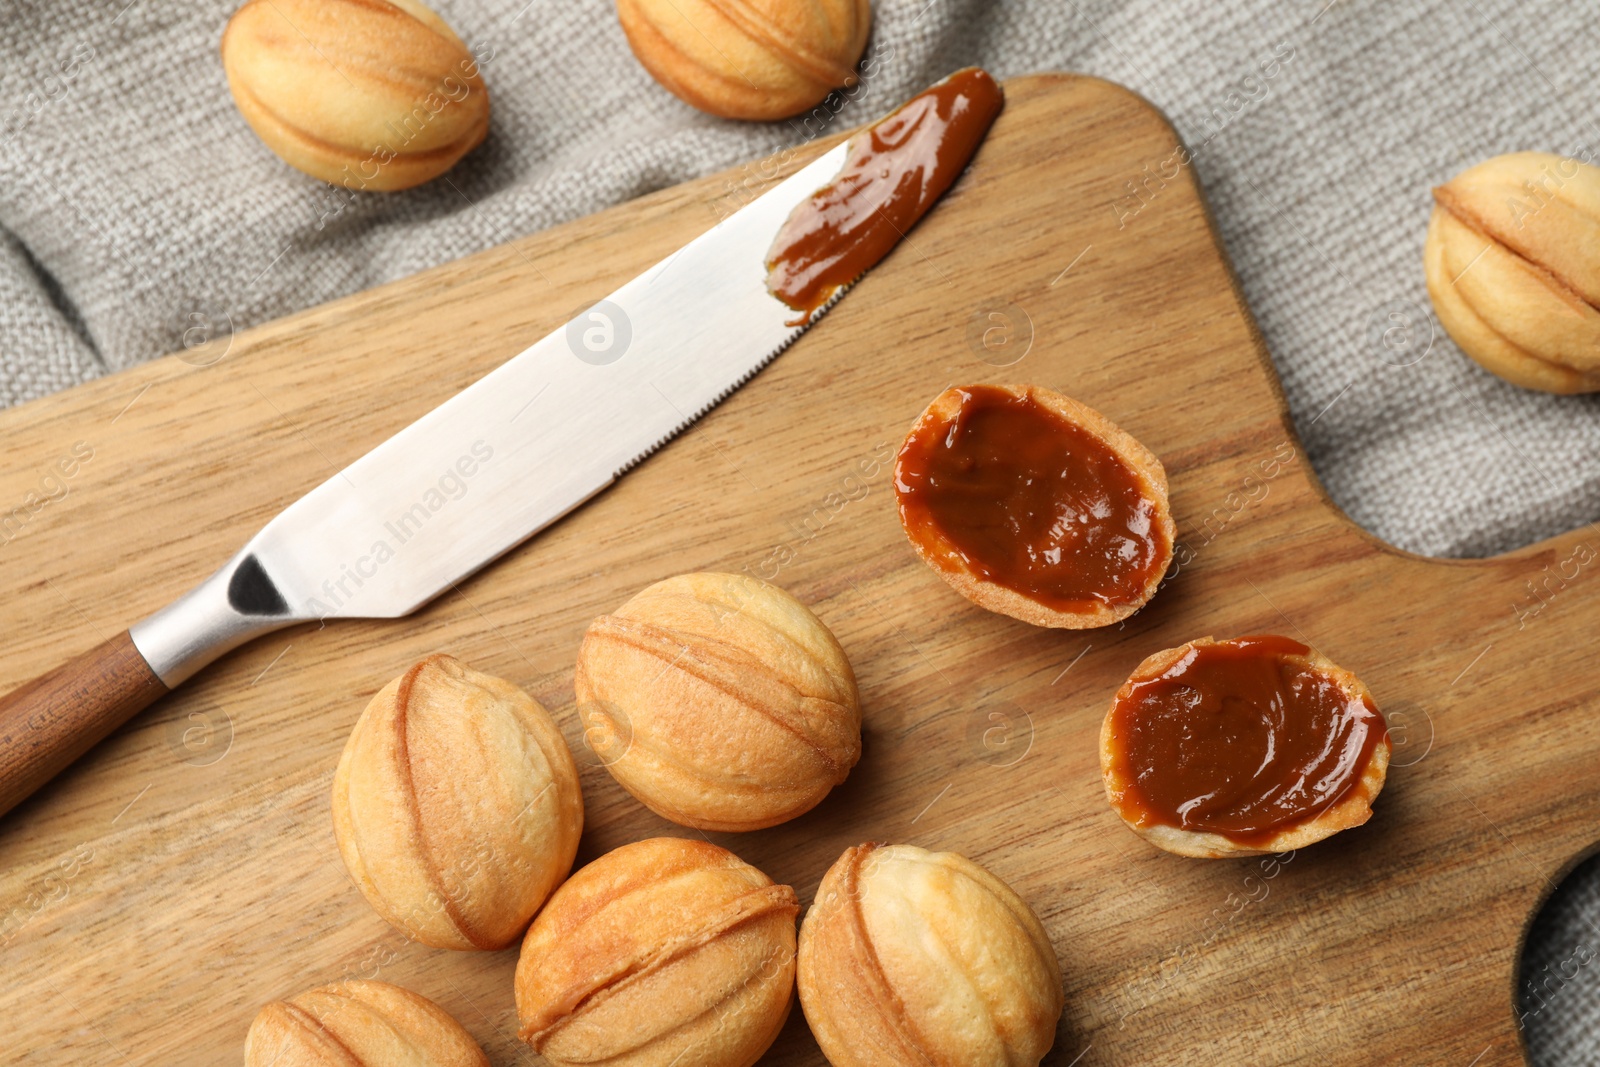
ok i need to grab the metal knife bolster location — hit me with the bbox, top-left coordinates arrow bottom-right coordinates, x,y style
128,140 -> 856,687
129,550 -> 304,686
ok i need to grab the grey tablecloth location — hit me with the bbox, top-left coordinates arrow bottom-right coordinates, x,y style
2,0 -> 1597,1061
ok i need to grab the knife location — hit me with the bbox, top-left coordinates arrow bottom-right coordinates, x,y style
0,137 -> 865,819
0,65 -> 1006,819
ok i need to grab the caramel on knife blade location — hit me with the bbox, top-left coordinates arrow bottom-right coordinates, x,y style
765,67 -> 1004,321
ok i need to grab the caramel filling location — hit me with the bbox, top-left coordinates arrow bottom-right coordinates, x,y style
1107,635 -> 1387,844
895,386 -> 1169,612
765,67 -> 1004,321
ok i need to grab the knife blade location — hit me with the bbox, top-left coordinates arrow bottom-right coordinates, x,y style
138,136 -> 854,666
0,137 -> 853,817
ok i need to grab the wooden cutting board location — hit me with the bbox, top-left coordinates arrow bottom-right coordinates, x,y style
0,73 -> 1590,1066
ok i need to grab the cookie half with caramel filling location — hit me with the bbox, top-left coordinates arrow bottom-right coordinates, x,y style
1100,635 -> 1391,859
894,384 -> 1175,628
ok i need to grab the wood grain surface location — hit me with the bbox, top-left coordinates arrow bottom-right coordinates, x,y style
0,74 -> 1592,1066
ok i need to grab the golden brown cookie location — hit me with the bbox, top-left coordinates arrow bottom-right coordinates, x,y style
1425,151 -> 1600,393
222,0 -> 489,190
797,842 -> 1063,1067
332,655 -> 583,949
575,572 -> 860,831
515,837 -> 797,1067
244,980 -> 488,1067
616,0 -> 871,120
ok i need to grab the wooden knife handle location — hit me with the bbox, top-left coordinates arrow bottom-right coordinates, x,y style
0,631 -> 168,818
